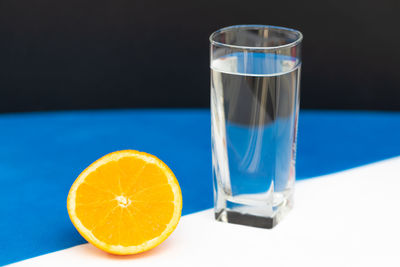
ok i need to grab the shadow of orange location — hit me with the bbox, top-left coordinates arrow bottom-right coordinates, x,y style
80,238 -> 173,260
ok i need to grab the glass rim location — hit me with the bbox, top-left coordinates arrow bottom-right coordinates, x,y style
209,24 -> 303,50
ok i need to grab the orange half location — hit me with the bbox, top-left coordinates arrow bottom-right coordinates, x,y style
67,150 -> 182,255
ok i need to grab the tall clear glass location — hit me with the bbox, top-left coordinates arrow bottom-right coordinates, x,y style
210,25 -> 302,228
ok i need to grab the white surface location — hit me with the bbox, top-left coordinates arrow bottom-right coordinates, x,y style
11,157 -> 400,267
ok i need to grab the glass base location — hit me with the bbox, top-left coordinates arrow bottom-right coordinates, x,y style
215,210 -> 276,228
214,193 -> 293,229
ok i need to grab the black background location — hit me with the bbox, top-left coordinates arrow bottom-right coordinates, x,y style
1,0 -> 399,113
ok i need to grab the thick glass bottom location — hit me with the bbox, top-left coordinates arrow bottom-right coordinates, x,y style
214,193 -> 293,229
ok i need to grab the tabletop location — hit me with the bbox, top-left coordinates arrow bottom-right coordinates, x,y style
1,109 -> 400,266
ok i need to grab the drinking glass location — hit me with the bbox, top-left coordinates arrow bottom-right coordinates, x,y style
210,25 -> 302,228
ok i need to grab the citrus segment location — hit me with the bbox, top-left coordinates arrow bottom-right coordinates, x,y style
67,150 -> 182,255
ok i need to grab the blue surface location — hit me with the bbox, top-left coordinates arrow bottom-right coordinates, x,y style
0,109 -> 399,265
